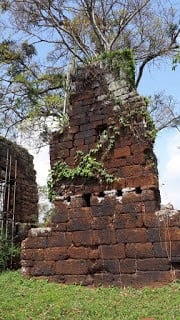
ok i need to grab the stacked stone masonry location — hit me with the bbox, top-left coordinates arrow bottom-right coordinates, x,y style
21,62 -> 180,287
0,137 -> 38,242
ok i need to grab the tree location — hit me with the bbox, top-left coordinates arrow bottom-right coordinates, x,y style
0,0 -> 179,141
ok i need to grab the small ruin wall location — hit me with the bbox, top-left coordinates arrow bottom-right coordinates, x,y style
21,61 -> 180,287
0,137 -> 38,242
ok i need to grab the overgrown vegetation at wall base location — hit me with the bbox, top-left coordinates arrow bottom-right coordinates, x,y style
0,271 -> 179,320
0,234 -> 20,271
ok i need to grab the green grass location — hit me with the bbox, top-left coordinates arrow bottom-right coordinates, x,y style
0,271 -> 179,320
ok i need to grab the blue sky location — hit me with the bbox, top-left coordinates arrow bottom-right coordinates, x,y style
139,63 -> 180,208
32,62 -> 180,209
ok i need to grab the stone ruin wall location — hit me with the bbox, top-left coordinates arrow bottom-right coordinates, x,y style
21,62 -> 180,287
0,137 -> 38,243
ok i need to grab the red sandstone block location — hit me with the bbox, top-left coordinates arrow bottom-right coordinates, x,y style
116,228 -> 148,243
48,233 -> 72,247
48,275 -> 65,283
114,213 -> 144,229
68,207 -> 91,219
77,144 -> 89,153
122,165 -> 143,177
70,196 -> 85,208
100,244 -> 125,259
80,123 -> 93,131
28,228 -> 51,237
103,259 -> 120,274
141,189 -> 159,201
91,204 -> 115,217
76,91 -> 95,101
168,227 -> 180,241
71,115 -> 89,126
51,223 -> 67,232
153,242 -> 170,258
144,200 -> 160,213
122,192 -> 142,204
137,258 -> 171,271
142,213 -> 160,227
167,214 -> 180,227
60,141 -> 73,149
22,237 -> 47,249
21,249 -> 38,260
68,126 -> 79,134
126,243 -> 154,258
130,143 -> 150,155
85,136 -> 96,145
56,148 -> 70,159
93,273 -> 115,285
105,158 -> 127,169
21,260 -> 34,267
172,241 -> 180,257
55,259 -> 90,275
90,114 -> 106,122
72,230 -> 93,246
74,138 -> 84,147
70,147 -> 78,158
113,146 -> 131,159
119,259 -> 136,273
72,229 -> 116,246
126,154 -> 146,165
44,247 -> 68,261
148,227 -> 180,242
89,249 -> 100,259
92,216 -> 112,229
62,133 -> 74,142
64,275 -> 92,285
126,175 -> 158,189
68,246 -> 90,259
51,213 -> 69,223
31,261 -> 55,276
132,271 -> 172,286
67,217 -> 91,231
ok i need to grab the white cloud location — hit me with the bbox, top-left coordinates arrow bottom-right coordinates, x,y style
156,131 -> 180,209
30,146 -> 50,186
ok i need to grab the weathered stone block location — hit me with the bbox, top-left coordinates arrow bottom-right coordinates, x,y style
113,146 -> 131,158
68,246 -> 90,259
116,228 -> 148,243
126,243 -> 154,258
55,259 -> 90,275
48,233 -> 72,247
119,259 -> 136,273
22,237 -> 47,249
31,261 -> 55,276
44,247 -> 68,261
137,258 -> 171,271
67,217 -> 91,231
114,213 -> 143,229
100,244 -> 125,259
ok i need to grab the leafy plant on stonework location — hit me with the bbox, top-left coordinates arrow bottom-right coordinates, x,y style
98,49 -> 135,88
0,233 -> 20,271
48,151 -> 117,200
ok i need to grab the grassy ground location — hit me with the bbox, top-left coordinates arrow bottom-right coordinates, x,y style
0,271 -> 179,320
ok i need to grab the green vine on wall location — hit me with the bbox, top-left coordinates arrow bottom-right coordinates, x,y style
48,149 -> 118,200
97,49 -> 135,88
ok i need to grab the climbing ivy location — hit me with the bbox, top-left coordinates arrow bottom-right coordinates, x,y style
48,149 -> 118,200
98,49 -> 135,88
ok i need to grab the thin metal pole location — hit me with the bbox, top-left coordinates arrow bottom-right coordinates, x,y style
10,159 -> 17,268
6,153 -> 11,239
11,160 -> 17,245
